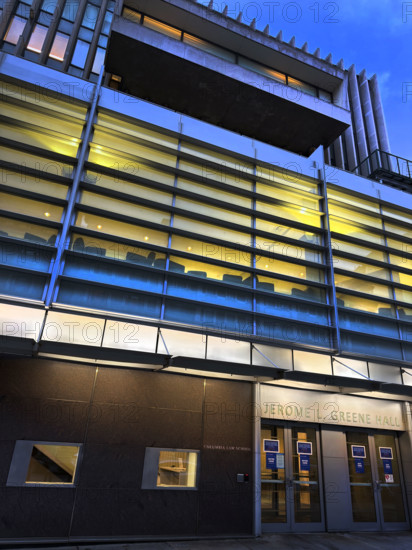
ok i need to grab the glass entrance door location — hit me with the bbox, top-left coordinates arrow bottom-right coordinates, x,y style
261,423 -> 324,532
346,431 -> 409,530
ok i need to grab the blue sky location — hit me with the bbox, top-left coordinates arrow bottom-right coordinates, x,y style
204,0 -> 412,160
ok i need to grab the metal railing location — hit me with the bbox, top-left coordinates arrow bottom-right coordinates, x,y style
354,150 -> 412,188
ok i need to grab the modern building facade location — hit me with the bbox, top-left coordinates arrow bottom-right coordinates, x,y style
0,0 -> 412,544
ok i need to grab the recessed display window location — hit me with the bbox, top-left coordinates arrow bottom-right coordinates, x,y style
7,441 -> 81,486
141,447 -> 199,490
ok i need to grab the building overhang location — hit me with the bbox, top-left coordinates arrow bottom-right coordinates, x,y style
106,17 -> 351,156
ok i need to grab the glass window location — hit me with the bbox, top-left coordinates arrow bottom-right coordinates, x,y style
62,0 -> 79,21
170,235 -> 251,268
183,34 -> 236,62
2,170 -> 68,199
0,78 -> 87,119
168,254 -> 251,284
0,192 -> 63,222
0,216 -> 58,244
255,255 -> 323,283
238,56 -> 286,84
331,239 -> 386,262
70,232 -> 166,265
336,293 -> 395,317
49,31 -> 69,61
334,274 -> 392,300
382,206 -> 411,225
177,178 -> 252,209
27,24 -> 48,53
173,216 -> 251,247
80,191 -> 171,226
82,3 -> 100,29
398,307 -> 412,321
0,99 -> 83,138
256,182 -> 321,210
25,444 -> 80,484
319,89 -> 332,102
257,166 -> 319,195
142,448 -> 199,490
41,0 -> 58,14
0,120 -> 80,157
74,212 -> 169,247
179,159 -> 252,190
328,204 -> 383,229
256,274 -> 326,302
334,258 -> 390,279
4,15 -> 27,44
0,145 -> 74,178
389,253 -> 412,271
84,171 -> 173,205
71,39 -> 89,68
7,441 -> 80,486
385,222 -> 412,240
327,188 -> 380,214
96,113 -> 178,149
256,218 -> 321,244
143,16 -> 181,40
91,46 -> 105,74
174,197 -> 251,227
101,9 -> 113,34
180,142 -> 254,174
256,201 -> 322,228
392,271 -> 412,288
256,236 -> 322,263
91,130 -> 177,167
122,6 -> 141,23
394,288 -> 412,304
329,217 -> 385,245
288,77 -> 317,97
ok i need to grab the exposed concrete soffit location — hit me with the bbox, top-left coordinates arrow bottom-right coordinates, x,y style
186,0 -> 346,70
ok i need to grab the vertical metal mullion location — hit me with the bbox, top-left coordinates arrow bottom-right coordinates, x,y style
252,163 -> 257,337
44,65 -> 104,307
253,381 -> 261,536
381,210 -> 406,361
160,138 -> 180,320
320,166 -> 341,354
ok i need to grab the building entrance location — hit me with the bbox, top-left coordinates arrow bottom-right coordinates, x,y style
346,430 -> 409,531
261,422 -> 325,532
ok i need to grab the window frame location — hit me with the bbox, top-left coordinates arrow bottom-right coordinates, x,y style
141,447 -> 200,491
7,440 -> 82,488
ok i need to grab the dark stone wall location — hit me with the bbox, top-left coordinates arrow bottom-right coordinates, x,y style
0,357 -> 254,541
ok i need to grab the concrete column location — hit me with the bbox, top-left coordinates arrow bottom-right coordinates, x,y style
324,146 -> 332,166
333,72 -> 349,110
369,73 -> 391,153
358,69 -> 379,154
253,382 -> 261,536
343,125 -> 358,171
348,65 -> 369,169
398,402 -> 412,525
333,136 -> 345,169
